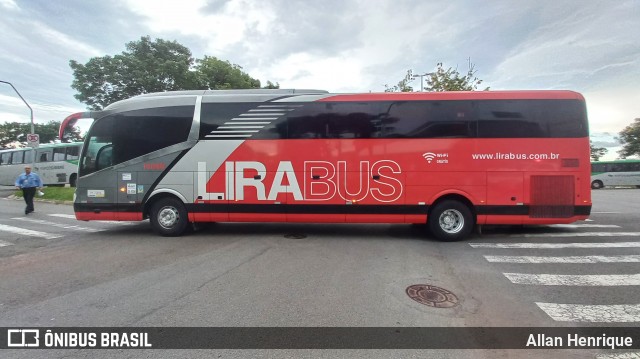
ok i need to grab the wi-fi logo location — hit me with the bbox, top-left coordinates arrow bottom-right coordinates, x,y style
422,152 -> 436,163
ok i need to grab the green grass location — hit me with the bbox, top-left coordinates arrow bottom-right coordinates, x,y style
14,186 -> 75,202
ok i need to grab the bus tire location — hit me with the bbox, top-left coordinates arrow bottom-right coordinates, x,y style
150,197 -> 189,237
591,180 -> 604,189
428,200 -> 474,242
69,174 -> 77,187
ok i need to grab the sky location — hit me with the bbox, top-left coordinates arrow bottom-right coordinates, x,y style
0,0 -> 638,159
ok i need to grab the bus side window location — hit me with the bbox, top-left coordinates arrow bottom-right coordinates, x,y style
591,163 -> 604,173
0,152 -> 9,165
38,150 -> 51,162
12,151 -> 24,164
96,145 -> 113,170
53,147 -> 66,161
24,150 -> 33,163
66,145 -> 80,160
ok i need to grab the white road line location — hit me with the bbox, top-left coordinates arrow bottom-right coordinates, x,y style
470,242 -> 640,249
485,255 -> 640,263
592,212 -> 623,214
48,214 -> 76,219
536,302 -> 640,323
48,214 -> 136,225
0,239 -> 13,247
0,224 -> 61,239
12,217 -> 103,232
548,224 -> 620,228
504,273 -> 640,286
516,232 -> 640,238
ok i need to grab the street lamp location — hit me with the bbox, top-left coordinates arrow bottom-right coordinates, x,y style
1,80 -> 35,165
412,72 -> 434,92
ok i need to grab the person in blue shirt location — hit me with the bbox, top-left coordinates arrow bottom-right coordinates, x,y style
14,165 -> 43,214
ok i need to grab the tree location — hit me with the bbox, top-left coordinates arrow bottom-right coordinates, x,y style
0,121 -> 82,148
384,70 -> 415,92
70,36 -> 278,110
590,140 -> 608,161
617,118 -> 640,158
425,60 -> 489,92
195,56 -> 261,90
70,36 -> 199,110
386,59 -> 489,92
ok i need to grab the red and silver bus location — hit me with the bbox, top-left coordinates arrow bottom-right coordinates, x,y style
59,89 -> 591,241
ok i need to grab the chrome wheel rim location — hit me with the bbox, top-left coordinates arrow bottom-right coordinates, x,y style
158,206 -> 179,229
439,209 -> 464,234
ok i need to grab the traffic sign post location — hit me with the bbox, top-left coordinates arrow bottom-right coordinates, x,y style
27,133 -> 39,148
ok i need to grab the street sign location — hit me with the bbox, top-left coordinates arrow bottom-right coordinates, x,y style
27,133 -> 39,148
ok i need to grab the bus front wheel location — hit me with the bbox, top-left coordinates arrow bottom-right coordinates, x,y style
591,180 -> 604,189
150,197 -> 189,237
428,200 -> 474,242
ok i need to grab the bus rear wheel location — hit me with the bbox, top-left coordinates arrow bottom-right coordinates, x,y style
591,180 -> 604,189
428,200 -> 474,242
150,197 -> 189,237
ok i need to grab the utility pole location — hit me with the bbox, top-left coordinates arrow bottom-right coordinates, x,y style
412,72 -> 433,92
1,80 -> 35,165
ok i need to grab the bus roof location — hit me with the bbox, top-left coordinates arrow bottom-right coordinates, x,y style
104,89 -> 585,111
0,142 -> 83,152
60,89 -> 586,139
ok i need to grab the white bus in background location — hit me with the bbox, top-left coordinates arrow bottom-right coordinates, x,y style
591,159 -> 640,189
0,142 -> 83,187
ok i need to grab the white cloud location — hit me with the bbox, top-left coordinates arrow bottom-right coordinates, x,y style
29,21 -> 102,58
122,0 -> 276,53
1,0 -> 639,140
584,89 -> 640,133
0,0 -> 18,11
0,94 -> 83,124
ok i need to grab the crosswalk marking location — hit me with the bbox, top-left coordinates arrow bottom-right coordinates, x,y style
472,222 -> 640,324
470,242 -> 640,249
504,273 -> 640,286
48,214 -> 76,219
0,239 -> 13,247
48,213 -> 136,225
0,224 -> 61,239
536,302 -> 640,322
596,353 -> 640,359
12,217 -> 104,233
548,224 -> 620,228
517,232 -> 640,238
485,255 -> 640,263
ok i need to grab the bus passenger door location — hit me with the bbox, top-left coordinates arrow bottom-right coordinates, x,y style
486,172 -> 524,224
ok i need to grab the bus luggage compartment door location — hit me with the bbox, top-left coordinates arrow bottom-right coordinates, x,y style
486,172 -> 524,224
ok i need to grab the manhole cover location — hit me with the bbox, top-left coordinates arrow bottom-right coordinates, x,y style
406,284 -> 459,308
284,233 -> 307,239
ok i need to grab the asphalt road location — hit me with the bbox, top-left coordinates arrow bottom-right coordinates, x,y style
0,189 -> 639,359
